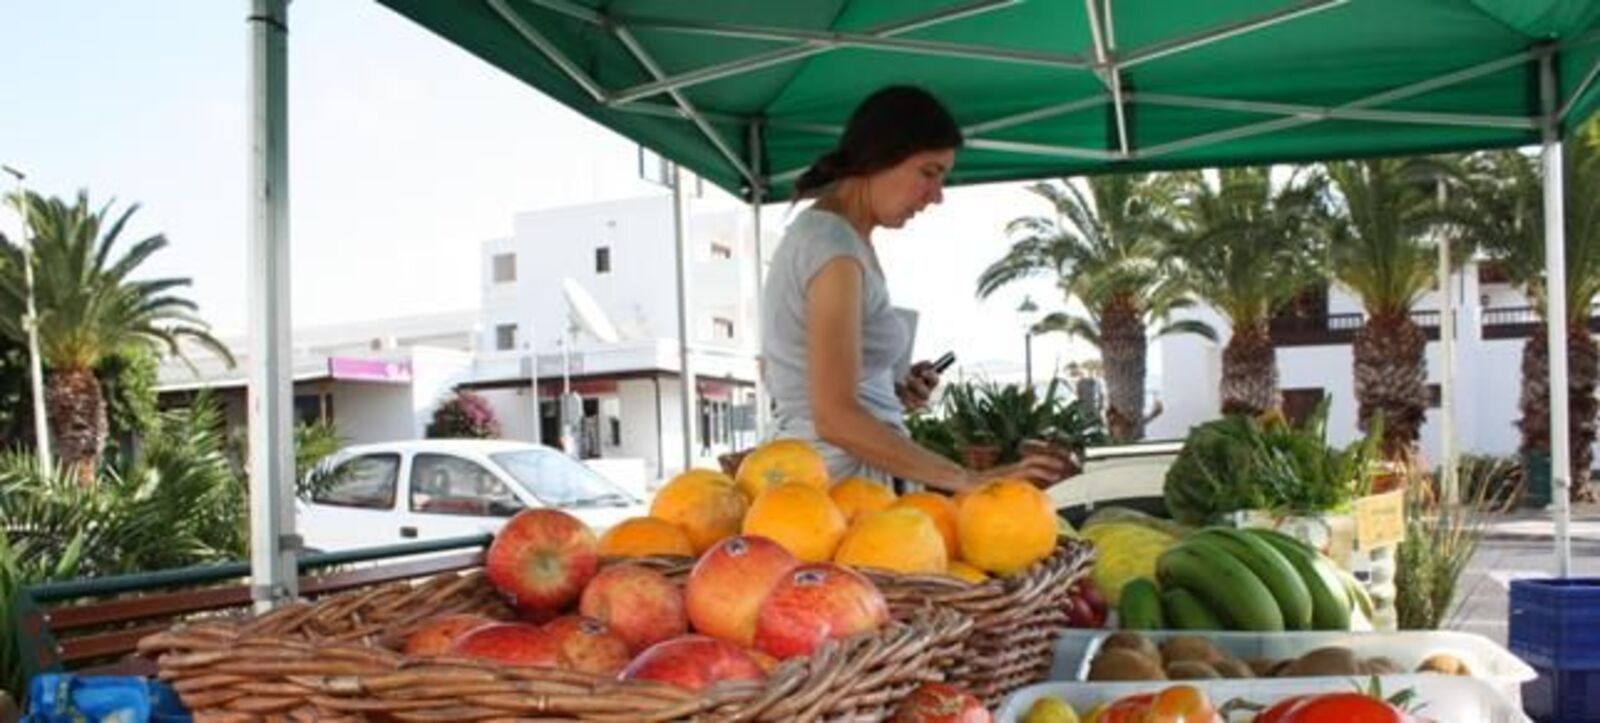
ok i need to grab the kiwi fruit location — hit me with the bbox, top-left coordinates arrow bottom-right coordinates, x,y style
1088,648 -> 1168,681
1417,653 -> 1472,676
1213,658 -> 1255,678
1361,656 -> 1405,675
1099,631 -> 1161,664
1165,660 -> 1223,680
1246,657 -> 1281,677
1160,635 -> 1226,666
1280,646 -> 1363,677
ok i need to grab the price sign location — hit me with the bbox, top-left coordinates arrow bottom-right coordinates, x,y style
1353,490 -> 1405,551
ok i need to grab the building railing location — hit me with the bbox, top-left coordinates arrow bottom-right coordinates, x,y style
1481,305 -> 1600,339
1271,310 -> 1441,347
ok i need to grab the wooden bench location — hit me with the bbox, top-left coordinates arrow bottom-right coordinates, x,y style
10,533 -> 492,682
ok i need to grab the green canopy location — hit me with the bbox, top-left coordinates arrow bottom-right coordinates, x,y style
378,0 -> 1600,199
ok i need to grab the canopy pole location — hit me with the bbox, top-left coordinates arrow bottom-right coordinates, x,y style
749,123 -> 769,442
672,163 -> 698,472
1438,182 -> 1458,505
246,0 -> 297,610
1540,51 -> 1573,577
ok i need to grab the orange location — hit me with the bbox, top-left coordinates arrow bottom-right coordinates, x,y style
742,482 -> 848,562
892,491 -> 961,561
828,477 -> 896,523
833,507 -> 947,575
597,517 -> 694,558
945,561 -> 989,584
956,479 -> 1057,576
650,469 -> 748,554
734,439 -> 829,501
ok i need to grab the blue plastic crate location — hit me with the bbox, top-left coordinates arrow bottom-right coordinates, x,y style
1524,665 -> 1600,723
1509,578 -> 1600,670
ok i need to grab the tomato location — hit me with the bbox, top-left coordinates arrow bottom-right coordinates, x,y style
1253,695 -> 1312,723
1148,684 -> 1218,722
890,683 -> 990,723
1275,693 -> 1408,723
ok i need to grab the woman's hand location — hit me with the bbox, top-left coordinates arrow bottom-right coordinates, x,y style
974,452 -> 1068,489
896,360 -> 942,411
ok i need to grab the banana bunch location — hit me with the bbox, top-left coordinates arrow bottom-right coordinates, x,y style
1117,526 -> 1374,632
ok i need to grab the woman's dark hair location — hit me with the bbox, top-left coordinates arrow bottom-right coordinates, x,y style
793,85 -> 963,199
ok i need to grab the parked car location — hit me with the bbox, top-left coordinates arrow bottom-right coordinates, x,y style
1046,439 -> 1184,526
297,439 -> 647,552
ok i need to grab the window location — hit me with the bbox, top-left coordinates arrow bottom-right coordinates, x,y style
710,242 -> 733,259
313,454 -> 400,510
1428,384 -> 1443,409
491,449 -> 631,507
492,253 -> 517,283
495,323 -> 517,351
409,453 -> 522,517
595,246 -> 611,274
1281,388 -> 1326,428
293,393 -> 329,425
712,317 -> 735,340
609,417 -> 621,446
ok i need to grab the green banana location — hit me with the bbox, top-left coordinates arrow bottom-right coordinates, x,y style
1190,528 -> 1313,630
1338,568 -> 1375,621
1118,578 -> 1166,629
1251,530 -> 1351,630
1157,538 -> 1284,631
1162,586 -> 1225,630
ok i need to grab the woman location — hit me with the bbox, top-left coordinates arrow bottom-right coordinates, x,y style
761,85 -> 1065,492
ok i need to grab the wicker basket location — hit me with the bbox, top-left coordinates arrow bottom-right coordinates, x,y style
862,540 -> 1094,706
139,566 -> 970,722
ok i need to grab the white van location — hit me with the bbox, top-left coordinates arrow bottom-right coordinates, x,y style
297,439 -> 647,552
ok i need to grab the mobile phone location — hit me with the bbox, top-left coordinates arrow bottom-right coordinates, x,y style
932,351 -> 957,373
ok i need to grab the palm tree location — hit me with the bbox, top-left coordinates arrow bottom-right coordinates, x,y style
0,191 -> 232,483
1324,158 -> 1451,456
1170,166 -> 1330,416
979,175 -> 1214,442
1458,129 -> 1600,501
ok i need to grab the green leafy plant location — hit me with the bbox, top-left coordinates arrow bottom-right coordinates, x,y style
1396,460 -> 1494,630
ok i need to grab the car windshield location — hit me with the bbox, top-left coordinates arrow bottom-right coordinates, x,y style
490,449 -> 634,508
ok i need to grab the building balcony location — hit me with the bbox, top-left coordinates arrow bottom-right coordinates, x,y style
1270,310 -> 1441,347
1481,306 -> 1600,340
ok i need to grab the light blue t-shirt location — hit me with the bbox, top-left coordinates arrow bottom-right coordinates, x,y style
761,208 -> 911,481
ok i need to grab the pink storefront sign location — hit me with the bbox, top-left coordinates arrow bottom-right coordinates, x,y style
328,357 -> 412,383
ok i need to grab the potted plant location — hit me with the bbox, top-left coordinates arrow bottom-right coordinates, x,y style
943,381 -> 1002,470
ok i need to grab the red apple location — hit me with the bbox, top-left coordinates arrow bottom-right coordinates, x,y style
752,563 -> 889,660
619,635 -> 768,691
685,535 -> 799,645
891,683 -> 991,722
447,622 -> 555,666
579,564 -> 688,653
403,613 -> 495,656
486,508 -> 599,616
1079,579 -> 1108,626
540,615 -> 633,675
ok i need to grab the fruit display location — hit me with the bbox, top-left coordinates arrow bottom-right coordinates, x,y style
1079,510 -> 1180,607
1083,632 -> 1473,683
1113,526 -> 1363,632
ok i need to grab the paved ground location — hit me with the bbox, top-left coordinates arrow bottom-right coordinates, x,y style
1446,504 -> 1600,647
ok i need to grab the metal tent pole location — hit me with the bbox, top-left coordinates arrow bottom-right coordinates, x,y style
672,164 -> 698,471
1438,182 -> 1458,505
247,0 -> 298,610
749,123 -> 769,441
1540,52 -> 1573,576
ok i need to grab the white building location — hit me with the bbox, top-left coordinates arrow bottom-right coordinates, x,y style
467,193 -> 764,480
156,310 -> 480,446
1149,259 -> 1576,465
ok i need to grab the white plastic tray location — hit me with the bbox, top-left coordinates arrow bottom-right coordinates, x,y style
1050,628 -> 1536,706
997,675 -> 1531,723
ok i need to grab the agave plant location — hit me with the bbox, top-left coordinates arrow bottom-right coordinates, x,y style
0,191 -> 233,483
980,175 -> 1214,442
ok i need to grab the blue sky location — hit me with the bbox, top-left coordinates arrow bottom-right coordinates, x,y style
0,0 -> 1089,377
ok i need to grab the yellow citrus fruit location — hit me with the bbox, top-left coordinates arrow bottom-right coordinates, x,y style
650,469 -> 748,554
742,482 -> 848,562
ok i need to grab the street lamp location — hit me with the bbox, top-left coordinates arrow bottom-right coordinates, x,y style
2,164 -> 53,476
1017,295 -> 1040,390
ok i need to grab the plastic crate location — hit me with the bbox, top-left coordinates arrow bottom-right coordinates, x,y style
1509,578 -> 1600,669
1523,666 -> 1600,723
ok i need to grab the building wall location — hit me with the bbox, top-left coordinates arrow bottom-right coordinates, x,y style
406,347 -> 478,437
330,384 -> 414,445
477,387 -> 540,443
